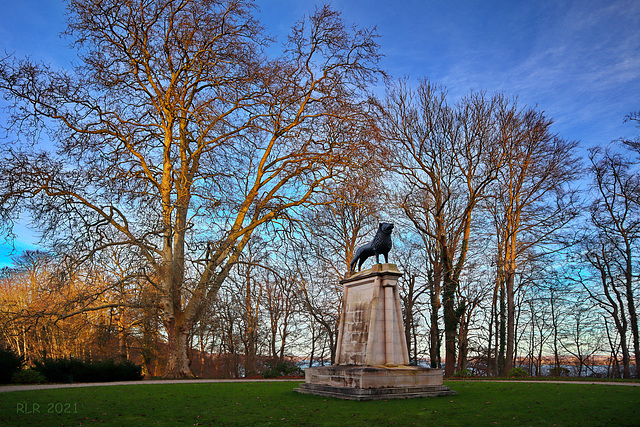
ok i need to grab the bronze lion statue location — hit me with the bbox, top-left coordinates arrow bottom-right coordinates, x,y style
349,223 -> 394,272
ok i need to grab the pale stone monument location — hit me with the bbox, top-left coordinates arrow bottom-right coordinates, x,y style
296,262 -> 456,400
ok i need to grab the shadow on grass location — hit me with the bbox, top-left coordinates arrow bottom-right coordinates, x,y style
0,380 -> 638,426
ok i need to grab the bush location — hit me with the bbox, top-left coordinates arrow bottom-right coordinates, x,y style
262,360 -> 303,379
0,345 -> 24,384
453,368 -> 474,378
11,369 -> 46,384
32,357 -> 82,383
33,358 -> 143,383
83,359 -> 144,382
507,367 -> 529,378
548,366 -> 570,377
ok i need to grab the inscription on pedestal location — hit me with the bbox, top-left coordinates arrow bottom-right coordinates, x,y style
340,284 -> 375,364
336,264 -> 408,366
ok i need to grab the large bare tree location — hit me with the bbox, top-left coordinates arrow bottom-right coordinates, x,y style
0,0 -> 382,377
585,146 -> 640,377
488,105 -> 579,374
580,231 -> 633,378
381,79 -> 507,376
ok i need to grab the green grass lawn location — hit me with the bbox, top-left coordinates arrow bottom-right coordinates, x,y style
0,381 -> 638,426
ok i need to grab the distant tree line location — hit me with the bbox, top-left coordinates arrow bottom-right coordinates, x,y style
0,0 -> 637,379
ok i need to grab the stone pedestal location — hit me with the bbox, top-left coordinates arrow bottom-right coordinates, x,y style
295,264 -> 455,400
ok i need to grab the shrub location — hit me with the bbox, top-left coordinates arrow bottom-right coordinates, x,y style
83,359 -> 144,382
453,368 -> 473,378
11,369 -> 46,384
262,360 -> 303,379
548,366 -> 570,377
507,367 -> 529,378
33,358 -> 143,383
33,357 -> 82,383
0,345 -> 24,384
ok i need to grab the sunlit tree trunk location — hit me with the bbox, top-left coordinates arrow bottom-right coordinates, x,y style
504,270 -> 516,373
165,317 -> 192,377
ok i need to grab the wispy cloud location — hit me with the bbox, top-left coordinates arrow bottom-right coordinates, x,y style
429,0 -> 640,147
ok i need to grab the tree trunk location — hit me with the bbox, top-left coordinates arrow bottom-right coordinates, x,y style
551,291 -> 560,368
308,322 -> 316,369
444,329 -> 457,377
118,330 -> 127,362
604,267 -> 631,379
412,317 -> 419,367
404,300 -> 414,364
115,310 -> 128,362
429,314 -> 441,368
498,282 -> 506,375
429,268 -> 442,368
618,318 -> 631,379
487,293 -> 495,376
330,304 -> 344,365
164,317 -> 195,378
402,275 -> 417,365
456,308 -> 469,372
623,247 -> 640,377
605,320 -> 625,379
504,271 -> 515,373
443,276 -> 457,377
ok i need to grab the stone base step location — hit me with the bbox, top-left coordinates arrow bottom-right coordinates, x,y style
294,383 -> 457,401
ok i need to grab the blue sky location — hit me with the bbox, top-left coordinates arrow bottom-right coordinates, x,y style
1,0 -> 639,266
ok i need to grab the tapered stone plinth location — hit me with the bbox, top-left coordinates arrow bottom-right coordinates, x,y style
295,264 -> 455,400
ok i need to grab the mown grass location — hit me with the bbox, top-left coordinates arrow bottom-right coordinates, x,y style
0,380 -> 638,426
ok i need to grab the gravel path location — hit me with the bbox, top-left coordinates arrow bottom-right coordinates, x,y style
450,379 -> 640,387
1,378 -> 638,393
0,378 -> 300,393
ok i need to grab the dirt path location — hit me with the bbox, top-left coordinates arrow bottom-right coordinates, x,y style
1,378 -> 638,393
0,378 -> 300,393
450,379 -> 640,387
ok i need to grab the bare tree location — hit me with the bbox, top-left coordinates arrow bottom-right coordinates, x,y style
558,300 -> 604,377
585,146 -> 640,376
0,249 -> 148,362
263,272 -> 300,363
303,170 -> 383,274
455,272 -> 490,373
288,167 -> 385,364
381,79 -> 507,376
291,242 -> 343,365
619,111 -> 640,152
486,103 -> 580,374
225,241 -> 267,377
393,232 -> 432,366
579,233 -> 633,378
0,1 -> 382,377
